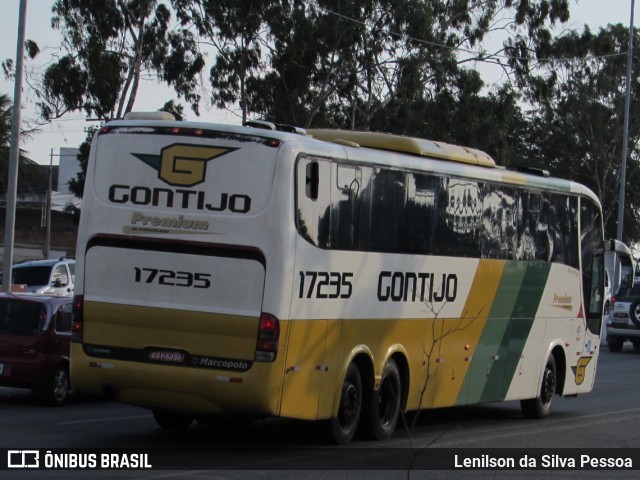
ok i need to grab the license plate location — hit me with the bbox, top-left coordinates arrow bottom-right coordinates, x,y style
613,313 -> 628,318
146,349 -> 186,365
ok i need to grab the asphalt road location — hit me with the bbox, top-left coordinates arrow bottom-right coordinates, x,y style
1,343 -> 639,479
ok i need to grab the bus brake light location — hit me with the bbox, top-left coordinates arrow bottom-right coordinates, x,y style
255,312 -> 279,362
72,294 -> 84,340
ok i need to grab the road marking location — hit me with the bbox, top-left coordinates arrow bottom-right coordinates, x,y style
389,406 -> 640,449
57,414 -> 150,426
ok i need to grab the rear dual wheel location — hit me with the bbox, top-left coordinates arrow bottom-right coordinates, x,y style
330,359 -> 403,444
361,359 -> 402,441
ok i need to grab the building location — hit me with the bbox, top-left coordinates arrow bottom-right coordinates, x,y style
0,148 -> 81,265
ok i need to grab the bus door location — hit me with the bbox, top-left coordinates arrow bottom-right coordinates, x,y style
282,157 -> 343,420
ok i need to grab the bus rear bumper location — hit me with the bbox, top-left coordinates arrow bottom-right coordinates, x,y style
70,345 -> 282,417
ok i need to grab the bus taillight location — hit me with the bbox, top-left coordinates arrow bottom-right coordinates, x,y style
255,312 -> 279,362
72,294 -> 84,342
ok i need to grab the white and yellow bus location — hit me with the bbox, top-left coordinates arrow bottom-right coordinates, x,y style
70,113 -> 605,444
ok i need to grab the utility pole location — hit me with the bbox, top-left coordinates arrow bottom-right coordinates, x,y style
43,149 -> 54,259
616,0 -> 635,242
2,0 -> 28,293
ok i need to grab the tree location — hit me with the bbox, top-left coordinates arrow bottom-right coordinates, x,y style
507,24 -> 640,243
0,93 -> 40,196
63,127 -> 93,222
179,0 -> 570,137
36,0 -> 205,121
174,0 -> 274,124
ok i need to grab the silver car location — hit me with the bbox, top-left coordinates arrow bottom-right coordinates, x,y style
607,283 -> 640,352
6,258 -> 75,297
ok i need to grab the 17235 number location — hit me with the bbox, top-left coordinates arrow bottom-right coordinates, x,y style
134,267 -> 212,288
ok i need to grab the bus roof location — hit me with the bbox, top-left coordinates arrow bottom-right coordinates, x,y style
102,116 -> 602,207
306,129 -> 497,168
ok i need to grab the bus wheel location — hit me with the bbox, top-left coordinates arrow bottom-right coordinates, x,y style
330,362 -> 363,445
521,354 -> 556,419
608,338 -> 623,352
152,410 -> 193,430
362,358 -> 402,441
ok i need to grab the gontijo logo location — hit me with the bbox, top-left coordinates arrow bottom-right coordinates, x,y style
133,144 -> 237,187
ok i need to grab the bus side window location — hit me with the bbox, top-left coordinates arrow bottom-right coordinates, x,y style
330,164 -> 360,249
296,157 -> 331,247
444,178 -> 480,257
359,168 -> 405,252
305,161 -> 319,200
405,173 -> 439,254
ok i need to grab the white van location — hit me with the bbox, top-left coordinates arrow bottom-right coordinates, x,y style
8,258 -> 75,297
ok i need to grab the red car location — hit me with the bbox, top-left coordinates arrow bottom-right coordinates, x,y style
0,294 -> 73,404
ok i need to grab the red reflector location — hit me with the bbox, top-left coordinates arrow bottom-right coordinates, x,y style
194,129 -> 204,136
100,126 -> 111,134
257,341 -> 276,352
170,127 -> 181,134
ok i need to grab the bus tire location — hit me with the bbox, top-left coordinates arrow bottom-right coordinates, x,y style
329,362 -> 363,445
608,338 -> 623,352
361,358 -> 402,441
152,410 -> 193,430
521,354 -> 556,419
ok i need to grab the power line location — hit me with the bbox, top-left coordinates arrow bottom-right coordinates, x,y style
321,7 -> 629,66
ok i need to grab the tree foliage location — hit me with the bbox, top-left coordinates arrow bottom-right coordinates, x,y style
0,93 -> 41,196
172,0 -> 570,164
507,23 -> 640,243
176,1 -> 568,131
38,0 -> 205,121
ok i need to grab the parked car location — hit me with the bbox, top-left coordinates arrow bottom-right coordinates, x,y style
607,283 -> 640,352
0,294 -> 73,404
1,257 -> 75,297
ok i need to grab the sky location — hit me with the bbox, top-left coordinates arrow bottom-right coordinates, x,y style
0,0 -> 637,166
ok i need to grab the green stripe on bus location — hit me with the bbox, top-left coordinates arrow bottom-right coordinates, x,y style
459,261 -> 526,405
479,261 -> 551,402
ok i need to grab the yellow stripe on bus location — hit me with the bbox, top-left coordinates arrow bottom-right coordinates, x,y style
428,259 -> 505,408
